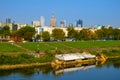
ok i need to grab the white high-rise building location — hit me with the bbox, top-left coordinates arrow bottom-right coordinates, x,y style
40,16 -> 45,27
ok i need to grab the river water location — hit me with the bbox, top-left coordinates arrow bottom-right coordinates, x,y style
0,59 -> 120,80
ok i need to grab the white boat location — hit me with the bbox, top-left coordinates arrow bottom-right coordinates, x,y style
55,53 -> 96,61
51,53 -> 106,67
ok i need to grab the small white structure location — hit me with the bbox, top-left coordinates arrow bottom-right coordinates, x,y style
55,53 -> 96,61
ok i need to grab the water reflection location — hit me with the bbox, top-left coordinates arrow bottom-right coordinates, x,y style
0,58 -> 120,78
105,58 -> 120,68
53,63 -> 96,76
0,64 -> 53,77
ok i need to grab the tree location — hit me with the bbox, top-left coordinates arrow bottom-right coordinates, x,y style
95,26 -> 107,40
78,29 -> 94,40
106,27 -> 114,40
52,28 -> 65,41
17,26 -> 35,41
42,31 -> 50,41
0,25 -> 10,38
113,28 -> 120,40
67,26 -> 76,38
10,30 -> 18,36
35,34 -> 41,41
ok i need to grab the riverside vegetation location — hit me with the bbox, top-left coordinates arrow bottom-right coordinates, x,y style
0,40 -> 120,66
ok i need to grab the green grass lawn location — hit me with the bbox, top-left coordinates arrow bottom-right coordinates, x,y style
0,40 -> 120,52
17,42 -> 54,51
62,40 -> 120,48
0,43 -> 23,52
46,42 -> 70,50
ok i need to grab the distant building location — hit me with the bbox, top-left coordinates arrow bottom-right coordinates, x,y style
6,18 -> 11,24
40,16 -> 45,27
60,20 -> 66,27
12,24 -> 18,30
50,13 -> 57,27
32,21 -> 40,27
17,24 -> 27,29
35,26 -> 83,37
0,22 -> 2,27
97,25 -> 103,29
10,36 -> 23,42
76,19 -> 83,27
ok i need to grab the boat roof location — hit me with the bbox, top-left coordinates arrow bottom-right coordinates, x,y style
55,53 -> 95,61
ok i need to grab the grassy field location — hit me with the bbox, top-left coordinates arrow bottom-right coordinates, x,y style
62,40 -> 120,48
0,41 -> 120,65
17,42 -> 54,51
0,40 -> 120,53
46,42 -> 70,50
0,43 -> 24,52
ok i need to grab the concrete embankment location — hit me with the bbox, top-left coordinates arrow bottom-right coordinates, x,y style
0,62 -> 50,70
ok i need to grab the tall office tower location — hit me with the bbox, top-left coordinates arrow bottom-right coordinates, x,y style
6,18 -> 11,24
40,16 -> 45,27
32,21 -> 40,27
60,20 -> 66,27
76,19 -> 83,27
50,13 -> 56,27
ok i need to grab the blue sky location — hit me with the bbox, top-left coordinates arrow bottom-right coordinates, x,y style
0,0 -> 120,27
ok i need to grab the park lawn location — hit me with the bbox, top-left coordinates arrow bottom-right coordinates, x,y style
46,42 -> 70,50
62,40 -> 120,48
0,43 -> 24,52
0,40 -> 120,52
17,42 -> 54,51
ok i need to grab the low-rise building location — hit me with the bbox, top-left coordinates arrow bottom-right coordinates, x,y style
35,26 -> 83,37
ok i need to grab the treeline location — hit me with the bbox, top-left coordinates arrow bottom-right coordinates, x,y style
0,25 -> 120,41
0,25 -> 35,41
67,26 -> 120,41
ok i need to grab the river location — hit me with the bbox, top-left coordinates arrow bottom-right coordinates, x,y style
0,58 -> 120,80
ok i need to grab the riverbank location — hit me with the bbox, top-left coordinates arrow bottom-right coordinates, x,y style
0,56 -> 120,70
0,62 -> 50,70
0,41 -> 120,70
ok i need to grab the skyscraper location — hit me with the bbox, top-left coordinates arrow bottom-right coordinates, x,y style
60,20 -> 66,27
40,16 -> 45,27
50,13 -> 56,27
76,19 -> 83,27
6,18 -> 11,24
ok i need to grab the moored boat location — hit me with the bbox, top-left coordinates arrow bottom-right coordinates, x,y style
51,53 -> 106,67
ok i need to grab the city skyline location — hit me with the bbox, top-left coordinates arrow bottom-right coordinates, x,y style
0,0 -> 120,27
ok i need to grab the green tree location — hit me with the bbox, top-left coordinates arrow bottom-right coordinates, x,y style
17,26 -> 35,41
52,28 -> 65,41
95,26 -> 107,40
1,25 -> 10,38
67,26 -> 76,38
113,28 -> 120,40
42,31 -> 50,41
10,30 -> 18,36
106,27 -> 114,39
78,29 -> 94,40
35,34 -> 41,41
